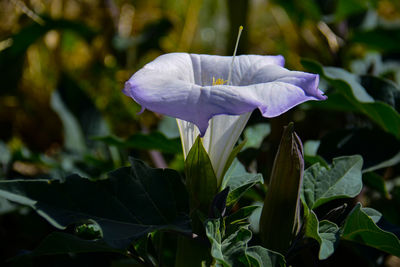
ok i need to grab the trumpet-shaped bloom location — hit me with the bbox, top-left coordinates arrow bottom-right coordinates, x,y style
124,53 -> 326,184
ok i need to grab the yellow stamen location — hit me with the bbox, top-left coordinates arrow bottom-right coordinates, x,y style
212,77 -> 227,85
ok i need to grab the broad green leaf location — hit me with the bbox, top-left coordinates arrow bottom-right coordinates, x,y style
246,246 -> 286,267
303,140 -> 320,157
301,155 -> 363,209
243,123 -> 270,150
222,159 -> 263,207
304,155 -> 329,168
8,232 -> 130,266
304,206 -> 340,260
206,217 -> 285,267
303,140 -> 328,168
362,207 -> 382,224
248,202 -> 263,233
206,218 -> 252,267
0,158 -> 190,249
360,75 -> 400,113
323,67 -> 374,103
158,115 -> 180,138
302,59 -> 400,138
185,136 -> 217,213
342,203 -> 400,257
93,132 -> 181,154
27,232 -> 124,256
225,206 -> 260,230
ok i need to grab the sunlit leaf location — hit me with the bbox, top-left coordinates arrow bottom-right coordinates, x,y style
243,123 -> 270,150
221,159 -> 263,207
205,218 -> 285,267
302,59 -> 400,138
304,206 -> 340,260
301,155 -> 363,209
342,203 -> 400,257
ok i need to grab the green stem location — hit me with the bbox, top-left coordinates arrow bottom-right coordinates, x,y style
175,235 -> 211,267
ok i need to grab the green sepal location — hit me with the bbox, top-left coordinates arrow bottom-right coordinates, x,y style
185,136 -> 218,215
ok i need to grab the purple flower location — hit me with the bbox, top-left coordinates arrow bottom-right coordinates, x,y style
124,53 -> 326,184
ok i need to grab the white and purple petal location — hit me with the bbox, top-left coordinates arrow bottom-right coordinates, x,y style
123,53 -> 326,184
124,53 -> 325,136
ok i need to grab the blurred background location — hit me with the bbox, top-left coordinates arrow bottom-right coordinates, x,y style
1,0 -> 400,266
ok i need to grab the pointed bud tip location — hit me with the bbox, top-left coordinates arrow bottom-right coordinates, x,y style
285,122 -> 295,132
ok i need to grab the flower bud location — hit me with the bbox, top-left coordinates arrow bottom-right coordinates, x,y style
259,122 -> 304,254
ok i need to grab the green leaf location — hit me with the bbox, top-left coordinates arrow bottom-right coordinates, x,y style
302,59 -> 400,138
246,246 -> 286,267
243,123 -> 270,150
304,155 -> 329,168
185,136 -> 217,213
0,158 -> 190,249
225,206 -> 260,229
206,218 -> 252,267
27,232 -> 124,256
360,75 -> 400,113
362,207 -> 382,224
304,206 -> 340,260
342,203 -> 400,257
93,132 -> 181,154
158,116 -> 180,139
8,232 -> 136,266
205,217 -> 285,267
301,155 -> 363,209
222,159 -> 263,207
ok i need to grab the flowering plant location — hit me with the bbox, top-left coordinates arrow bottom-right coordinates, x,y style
1,5 -> 400,266
124,53 -> 326,183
